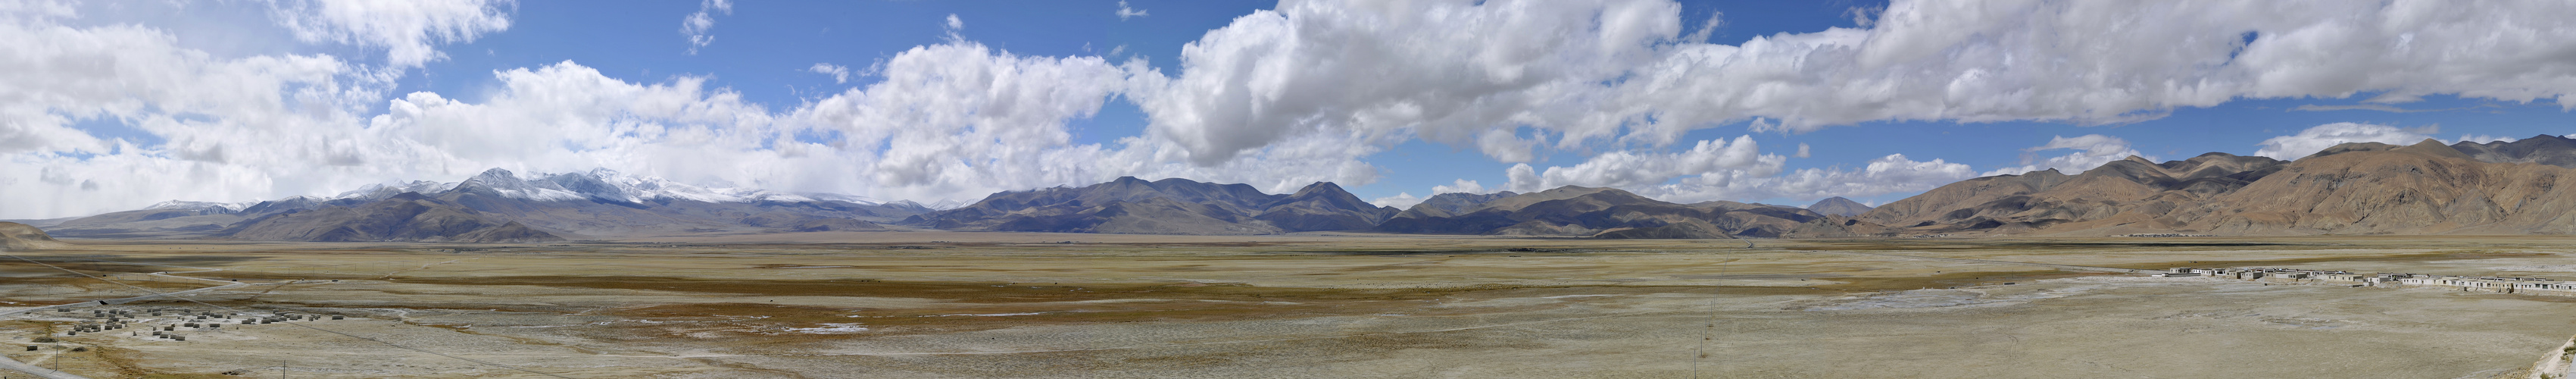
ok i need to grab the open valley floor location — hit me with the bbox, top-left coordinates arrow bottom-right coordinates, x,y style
8,233 -> 2576,377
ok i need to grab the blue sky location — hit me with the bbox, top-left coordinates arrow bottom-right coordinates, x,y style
413,0 -> 2568,205
5,0 -> 2576,218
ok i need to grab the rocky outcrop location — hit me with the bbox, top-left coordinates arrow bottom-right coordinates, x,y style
0,222 -> 71,249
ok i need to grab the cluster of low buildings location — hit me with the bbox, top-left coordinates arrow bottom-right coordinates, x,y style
2156,267 -> 2576,296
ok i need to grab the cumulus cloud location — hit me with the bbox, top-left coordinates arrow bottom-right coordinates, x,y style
786,39 -> 1388,203
1497,134 -> 1975,204
1983,134 -> 2152,176
681,0 -> 731,55
0,2 -> 1401,219
1130,0 -> 1679,164
1501,135 -> 1777,193
1474,129 -> 1536,162
0,8 -> 382,218
2252,122 -> 2437,160
267,0 -> 512,67
808,63 -> 849,83
2290,104 -> 2493,113
1431,179 -> 1489,195
1368,192 -> 1419,208
20,0 -> 2576,219
1136,0 -> 2576,174
367,62 -> 795,189
2457,134 -> 2518,144
789,41 -> 1135,201
1116,1 -> 1147,20
1653,153 -> 1978,204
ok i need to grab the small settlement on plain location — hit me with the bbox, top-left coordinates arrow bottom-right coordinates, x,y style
2159,267 -> 2576,295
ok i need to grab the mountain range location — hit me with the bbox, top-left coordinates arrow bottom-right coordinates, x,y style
1866,135 -> 2576,236
904,177 -> 1398,235
41,168 -> 933,242
1372,186 -> 1878,239
33,133 -> 2576,242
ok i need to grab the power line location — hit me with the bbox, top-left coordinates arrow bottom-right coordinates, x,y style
0,252 -> 573,378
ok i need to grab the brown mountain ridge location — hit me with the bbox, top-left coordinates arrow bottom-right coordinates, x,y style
1375,186 -> 1886,239
904,177 -> 1397,235
0,221 -> 71,249
1866,136 -> 2576,236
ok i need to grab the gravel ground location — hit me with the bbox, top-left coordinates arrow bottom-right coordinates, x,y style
3,236 -> 2574,377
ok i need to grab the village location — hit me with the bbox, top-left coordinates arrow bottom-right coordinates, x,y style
2156,267 -> 2576,296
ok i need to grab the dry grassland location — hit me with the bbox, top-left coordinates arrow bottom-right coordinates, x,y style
2,233 -> 2574,377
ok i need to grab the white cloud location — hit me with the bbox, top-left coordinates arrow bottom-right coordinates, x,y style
0,3 -> 1399,219
2252,122 -> 2437,160
788,41 -> 1132,201
787,39 -> 1385,202
1431,179 -> 1488,195
267,0 -> 512,67
1116,1 -> 1147,20
367,62 -> 792,189
680,0 -> 732,55
1474,128 -> 1535,162
2456,134 -> 2517,144
21,0 -> 2576,220
0,10 -> 385,218
1368,192 -> 1419,208
1132,0 -> 2576,177
1131,0 -> 1680,164
1657,153 -> 1978,204
1794,143 -> 1810,158
1501,135 -> 1776,193
808,63 -> 849,83
2290,104 -> 2493,113
1610,1 -> 2576,139
1982,134 -> 2152,176
1497,134 -> 1976,204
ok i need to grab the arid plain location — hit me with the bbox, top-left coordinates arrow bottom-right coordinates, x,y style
9,233 -> 2576,378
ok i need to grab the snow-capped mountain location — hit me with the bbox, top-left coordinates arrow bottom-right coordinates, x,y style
329,168 -> 884,206
144,200 -> 252,213
334,180 -> 460,202
54,168 -> 932,240
877,199 -> 970,213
